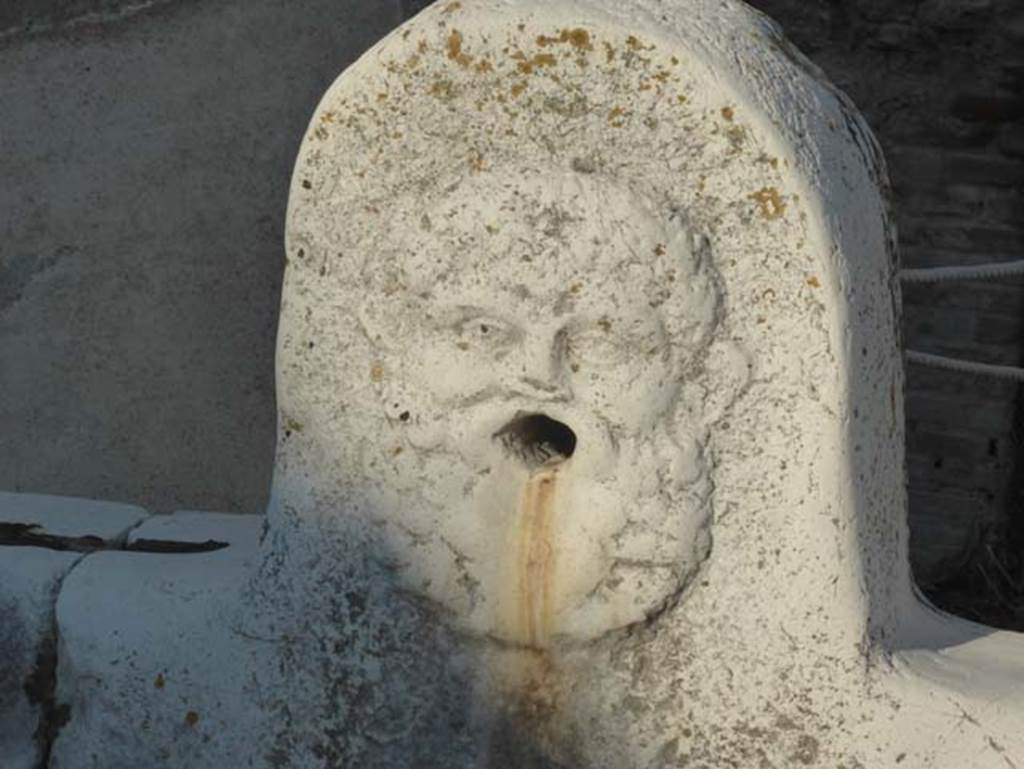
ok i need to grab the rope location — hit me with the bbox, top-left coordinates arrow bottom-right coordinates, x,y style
900,260 -> 1024,283
906,350 -> 1024,382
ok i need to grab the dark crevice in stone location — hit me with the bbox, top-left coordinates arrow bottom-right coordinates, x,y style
23,561 -> 79,768
127,537 -> 229,553
0,523 -> 228,554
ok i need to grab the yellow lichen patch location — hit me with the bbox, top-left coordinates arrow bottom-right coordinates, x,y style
654,243 -> 666,256
536,28 -> 593,51
510,81 -> 529,98
516,52 -> 557,74
443,1 -> 462,12
447,29 -> 472,66
750,187 -> 787,220
418,39 -> 429,54
806,276 -> 821,288
319,111 -> 335,124
285,417 -> 304,434
475,58 -> 494,73
564,28 -> 592,49
721,106 -> 735,121
370,362 -> 385,383
608,106 -> 627,126
429,79 -> 457,99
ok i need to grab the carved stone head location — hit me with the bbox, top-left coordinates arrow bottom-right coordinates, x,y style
270,0 -> 907,663
351,169 -> 719,644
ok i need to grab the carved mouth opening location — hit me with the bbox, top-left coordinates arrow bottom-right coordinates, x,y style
494,413 -> 577,470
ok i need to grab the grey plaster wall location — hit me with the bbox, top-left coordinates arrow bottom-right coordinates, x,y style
0,0 -> 402,513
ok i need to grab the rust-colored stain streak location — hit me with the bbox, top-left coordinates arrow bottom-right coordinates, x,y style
517,469 -> 558,648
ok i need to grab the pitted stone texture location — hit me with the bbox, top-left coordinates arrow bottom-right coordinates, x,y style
260,0 -> 1024,764
50,513 -> 265,769
0,492 -> 147,543
0,547 -> 80,769
33,1 -> 1024,766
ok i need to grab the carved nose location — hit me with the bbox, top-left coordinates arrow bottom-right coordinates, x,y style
517,333 -> 570,399
520,377 -> 562,395
493,413 -> 578,470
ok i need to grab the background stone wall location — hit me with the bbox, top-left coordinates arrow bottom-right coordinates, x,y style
0,0 -> 401,514
2,0 -> 1022,626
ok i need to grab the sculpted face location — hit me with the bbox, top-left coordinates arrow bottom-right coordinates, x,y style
356,171 -> 719,646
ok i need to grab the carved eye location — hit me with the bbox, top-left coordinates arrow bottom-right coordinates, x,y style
453,314 -> 520,351
567,316 -> 666,368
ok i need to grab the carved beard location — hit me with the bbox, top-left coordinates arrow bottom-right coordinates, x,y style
363,395 -> 713,647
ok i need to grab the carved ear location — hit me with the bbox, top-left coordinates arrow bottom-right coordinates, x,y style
704,340 -> 753,425
680,340 -> 754,429
356,296 -> 415,355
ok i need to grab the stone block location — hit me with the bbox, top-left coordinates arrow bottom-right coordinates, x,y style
0,547 -> 80,769
866,22 -> 920,51
50,513 -> 264,768
902,281 -> 1024,317
900,245 -> 1024,269
907,396 -> 1017,438
126,509 -> 262,548
0,492 -> 148,546
917,0 -> 993,31
0,494 -> 147,766
951,93 -> 1024,124
908,489 -> 991,585
899,219 -> 1024,253
889,147 -> 1024,189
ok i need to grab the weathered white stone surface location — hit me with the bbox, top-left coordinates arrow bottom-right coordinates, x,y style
27,0 -> 1024,766
0,547 -> 79,769
51,513 -> 265,768
0,492 -> 147,543
0,495 -> 147,768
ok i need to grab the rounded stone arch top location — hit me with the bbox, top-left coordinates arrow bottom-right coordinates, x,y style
275,0 -> 905,649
